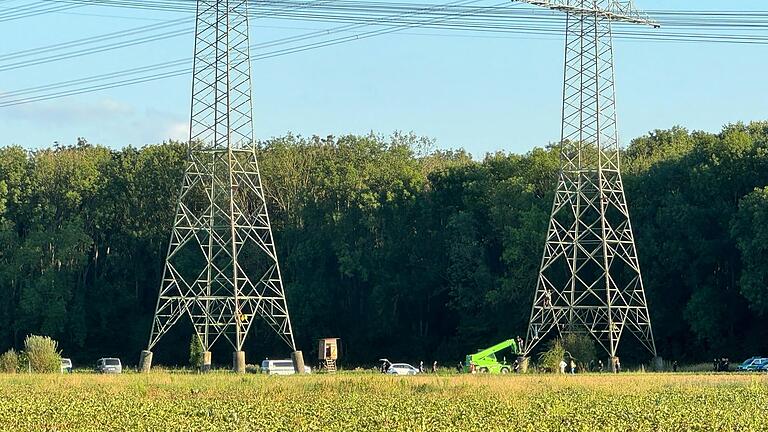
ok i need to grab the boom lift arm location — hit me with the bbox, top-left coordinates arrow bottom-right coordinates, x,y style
473,339 -> 519,361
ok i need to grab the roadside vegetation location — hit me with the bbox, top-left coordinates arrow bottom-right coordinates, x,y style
0,335 -> 61,373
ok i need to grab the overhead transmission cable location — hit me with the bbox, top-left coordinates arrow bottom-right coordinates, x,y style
0,0 -> 515,106
4,3 -> 767,72
1,0 -> 767,106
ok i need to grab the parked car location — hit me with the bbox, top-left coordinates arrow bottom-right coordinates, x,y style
260,359 -> 312,375
386,363 -> 419,375
96,358 -> 122,374
60,358 -> 73,374
737,357 -> 767,372
743,358 -> 768,372
736,356 -> 761,371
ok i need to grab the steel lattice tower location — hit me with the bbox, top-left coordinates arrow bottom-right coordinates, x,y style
517,0 -> 659,362
140,0 -> 298,373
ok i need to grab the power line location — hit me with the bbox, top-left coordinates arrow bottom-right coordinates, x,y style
4,3 -> 767,72
0,1 -> 83,22
1,1 -> 766,106
1,0 -> 515,106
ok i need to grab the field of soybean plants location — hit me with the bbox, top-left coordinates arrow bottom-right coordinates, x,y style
0,373 -> 766,431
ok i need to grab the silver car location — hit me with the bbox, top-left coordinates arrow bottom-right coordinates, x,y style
96,358 -> 122,374
386,363 -> 419,375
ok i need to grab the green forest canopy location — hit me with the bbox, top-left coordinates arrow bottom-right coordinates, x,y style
1,122 -> 767,366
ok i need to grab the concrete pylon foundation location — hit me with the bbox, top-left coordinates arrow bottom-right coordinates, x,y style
653,356 -> 664,372
611,356 -> 620,373
516,356 -> 529,373
202,351 -> 212,373
291,351 -> 306,374
233,351 -> 246,374
139,350 -> 153,373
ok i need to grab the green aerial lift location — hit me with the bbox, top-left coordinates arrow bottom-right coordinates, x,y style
463,339 -> 520,374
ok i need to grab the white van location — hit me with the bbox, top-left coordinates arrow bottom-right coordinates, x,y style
261,359 -> 311,375
96,357 -> 122,374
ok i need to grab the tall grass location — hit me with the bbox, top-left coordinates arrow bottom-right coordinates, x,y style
0,373 -> 765,431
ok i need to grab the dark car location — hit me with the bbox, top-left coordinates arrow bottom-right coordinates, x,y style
737,357 -> 766,372
744,358 -> 768,371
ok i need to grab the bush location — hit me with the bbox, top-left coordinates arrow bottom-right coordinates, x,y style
678,362 -> 716,373
189,335 -> 204,369
0,349 -> 19,373
561,333 -> 597,369
537,339 -> 566,373
24,335 -> 61,373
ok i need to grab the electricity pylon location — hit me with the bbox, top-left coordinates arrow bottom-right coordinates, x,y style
139,0 -> 300,373
517,0 -> 659,364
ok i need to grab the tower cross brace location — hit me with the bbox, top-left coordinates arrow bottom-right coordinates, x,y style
517,0 -> 658,360
140,0 -> 298,372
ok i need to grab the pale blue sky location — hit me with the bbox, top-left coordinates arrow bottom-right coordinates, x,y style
0,0 -> 766,156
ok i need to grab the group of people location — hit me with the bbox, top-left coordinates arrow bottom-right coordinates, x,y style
588,359 -> 605,373
713,358 -> 730,372
559,357 -> 622,374
559,358 -> 577,374
418,360 -> 439,373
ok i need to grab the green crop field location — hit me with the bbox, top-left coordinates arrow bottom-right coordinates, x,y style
0,373 -> 766,432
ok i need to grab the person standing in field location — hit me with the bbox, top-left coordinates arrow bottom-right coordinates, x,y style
559,359 -> 567,374
570,359 -> 576,374
615,358 -> 621,374
432,361 -> 437,373
673,361 -> 678,372
598,359 -> 604,372
419,361 -> 424,373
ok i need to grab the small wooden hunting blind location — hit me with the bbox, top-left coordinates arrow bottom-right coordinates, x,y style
318,338 -> 339,360
318,338 -> 340,373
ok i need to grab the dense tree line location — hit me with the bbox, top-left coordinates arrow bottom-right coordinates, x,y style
0,123 -> 766,367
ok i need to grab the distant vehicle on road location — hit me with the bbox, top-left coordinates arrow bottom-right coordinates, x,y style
737,357 -> 767,372
260,359 -> 311,375
736,357 -> 760,371
386,363 -> 419,375
96,358 -> 122,374
60,358 -> 72,373
739,358 -> 768,372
